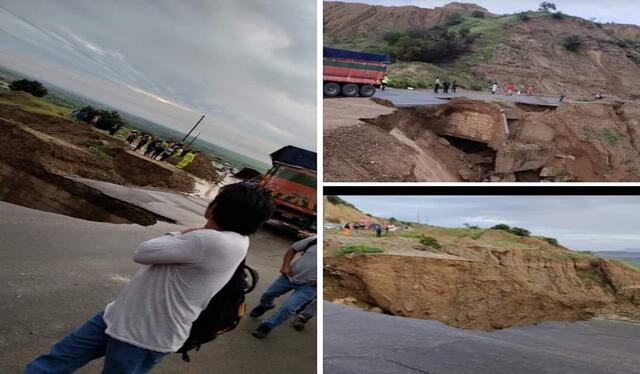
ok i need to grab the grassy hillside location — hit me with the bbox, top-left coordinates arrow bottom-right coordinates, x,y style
0,91 -> 71,118
325,3 -> 640,94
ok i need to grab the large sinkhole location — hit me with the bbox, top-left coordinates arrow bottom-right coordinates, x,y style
0,162 -> 175,225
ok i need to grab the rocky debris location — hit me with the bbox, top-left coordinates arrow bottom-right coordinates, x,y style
494,142 -> 555,174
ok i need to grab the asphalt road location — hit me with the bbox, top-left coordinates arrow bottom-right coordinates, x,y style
374,88 -> 562,107
324,302 -> 640,374
0,188 -> 316,374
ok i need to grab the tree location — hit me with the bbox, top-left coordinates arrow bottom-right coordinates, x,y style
508,227 -> 531,237
77,105 -> 125,131
9,79 -> 48,97
491,224 -> 511,231
539,2 -> 556,13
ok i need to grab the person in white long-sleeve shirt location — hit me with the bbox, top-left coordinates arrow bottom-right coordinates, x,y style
25,183 -> 275,374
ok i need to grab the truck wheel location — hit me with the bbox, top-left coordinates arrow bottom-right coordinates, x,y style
341,83 -> 359,97
323,82 -> 340,97
359,85 -> 376,97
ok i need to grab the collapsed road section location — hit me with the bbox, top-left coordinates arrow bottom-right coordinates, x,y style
324,97 -> 640,182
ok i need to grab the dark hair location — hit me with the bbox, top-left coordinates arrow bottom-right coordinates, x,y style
209,183 -> 275,235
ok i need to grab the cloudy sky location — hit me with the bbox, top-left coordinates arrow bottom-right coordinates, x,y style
0,1 -> 316,163
339,195 -> 640,251
352,0 -> 640,25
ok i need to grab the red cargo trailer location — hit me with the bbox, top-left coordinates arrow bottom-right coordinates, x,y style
323,47 -> 391,97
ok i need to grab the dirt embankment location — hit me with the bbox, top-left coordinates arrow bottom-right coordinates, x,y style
0,104 -> 221,223
324,233 -> 640,330
324,97 -> 640,182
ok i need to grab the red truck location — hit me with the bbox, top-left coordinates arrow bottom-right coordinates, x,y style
323,47 -> 391,97
259,146 -> 316,237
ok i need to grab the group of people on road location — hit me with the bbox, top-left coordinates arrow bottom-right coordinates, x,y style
24,183 -> 317,373
343,223 -> 392,238
491,82 -> 536,96
433,77 -> 458,94
124,131 -> 199,169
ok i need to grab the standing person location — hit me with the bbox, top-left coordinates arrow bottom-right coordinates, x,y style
124,131 -> 138,145
352,224 -> 359,237
109,124 -> 121,136
343,224 -> 351,237
250,236 -> 317,339
381,76 -> 389,90
559,92 -> 566,103
134,134 -> 149,151
443,81 -> 450,94
151,140 -> 167,159
507,83 -> 515,96
160,145 -> 177,161
526,86 -> 534,96
491,82 -> 498,95
434,77 -> 441,94
23,183 -> 275,374
144,138 -> 160,156
292,298 -> 316,331
375,225 -> 382,238
385,225 -> 389,236
89,115 -> 101,126
452,81 -> 458,93
176,150 -> 197,169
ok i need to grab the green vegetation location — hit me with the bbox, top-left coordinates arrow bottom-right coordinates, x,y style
382,23 -> 474,64
490,224 -> 531,237
87,146 -> 113,160
538,2 -> 557,13
326,195 -> 360,211
550,11 -> 565,20
602,128 -> 624,146
76,106 -> 125,132
9,79 -> 47,97
563,35 -> 583,52
334,245 -> 384,256
580,126 -> 597,142
542,237 -> 560,246
419,235 -> 442,250
0,91 -> 70,118
576,268 -> 605,287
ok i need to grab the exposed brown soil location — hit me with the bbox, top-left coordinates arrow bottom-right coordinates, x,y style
324,97 -> 640,182
324,233 -> 640,330
324,1 -> 489,39
0,104 -> 215,223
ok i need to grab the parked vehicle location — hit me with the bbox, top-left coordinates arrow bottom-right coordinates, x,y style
323,47 -> 390,97
259,146 -> 317,237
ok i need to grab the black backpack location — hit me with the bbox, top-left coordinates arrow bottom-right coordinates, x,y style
177,260 -> 258,362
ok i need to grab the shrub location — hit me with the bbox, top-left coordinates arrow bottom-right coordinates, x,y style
76,106 -> 125,131
384,25 -> 473,64
471,10 -> 485,18
551,11 -> 565,20
335,245 -> 384,256
463,223 -> 480,229
491,224 -> 511,231
419,235 -> 442,249
9,79 -> 47,97
543,237 -> 560,246
563,35 -> 583,52
508,227 -> 531,237
517,12 -> 531,22
602,129 -> 624,146
445,13 -> 464,27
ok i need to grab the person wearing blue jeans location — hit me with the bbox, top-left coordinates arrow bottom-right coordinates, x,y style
24,183 -> 275,373
250,236 -> 317,338
24,311 -> 167,374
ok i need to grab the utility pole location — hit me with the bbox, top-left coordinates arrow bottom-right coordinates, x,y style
186,132 -> 201,148
181,115 -> 205,143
